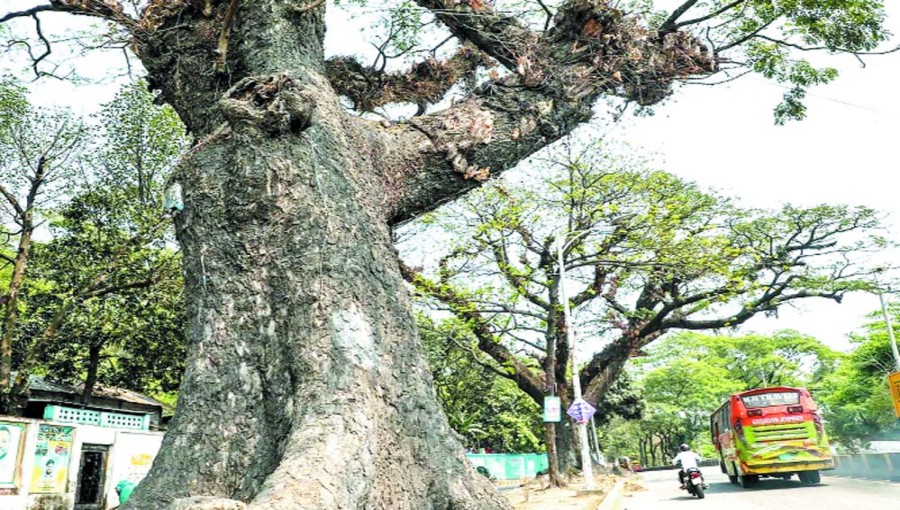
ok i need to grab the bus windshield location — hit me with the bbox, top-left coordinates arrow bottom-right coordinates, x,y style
740,391 -> 800,408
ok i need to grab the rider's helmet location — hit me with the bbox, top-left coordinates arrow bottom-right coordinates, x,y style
680,443 -> 690,452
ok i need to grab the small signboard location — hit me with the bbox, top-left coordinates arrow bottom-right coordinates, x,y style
543,396 -> 561,423
889,371 -> 900,418
566,398 -> 596,425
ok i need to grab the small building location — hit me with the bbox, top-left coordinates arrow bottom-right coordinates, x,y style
23,375 -> 166,431
0,376 -> 168,510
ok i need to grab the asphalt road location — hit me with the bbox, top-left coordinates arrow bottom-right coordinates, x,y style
624,469 -> 900,510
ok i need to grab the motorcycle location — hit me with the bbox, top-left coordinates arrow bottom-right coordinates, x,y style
682,467 -> 706,499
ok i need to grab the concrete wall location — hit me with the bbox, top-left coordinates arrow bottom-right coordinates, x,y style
831,453 -> 900,481
0,416 -> 164,510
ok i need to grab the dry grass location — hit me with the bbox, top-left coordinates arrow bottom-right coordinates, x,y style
624,479 -> 646,493
503,473 -> 617,510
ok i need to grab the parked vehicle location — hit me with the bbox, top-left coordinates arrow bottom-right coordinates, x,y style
863,441 -> 900,453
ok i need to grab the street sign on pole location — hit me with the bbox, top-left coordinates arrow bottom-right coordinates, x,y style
543,396 -> 561,422
566,398 -> 596,425
889,371 -> 900,418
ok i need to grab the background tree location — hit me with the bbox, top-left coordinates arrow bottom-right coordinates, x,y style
420,316 -> 545,453
38,79 -> 190,401
598,329 -> 836,466
817,305 -> 900,448
401,145 -> 884,477
0,78 -> 188,413
0,81 -> 87,411
420,314 -> 643,459
0,1 -> 893,508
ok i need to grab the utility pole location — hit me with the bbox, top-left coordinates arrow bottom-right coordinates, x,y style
878,291 -> 900,371
557,234 -> 595,490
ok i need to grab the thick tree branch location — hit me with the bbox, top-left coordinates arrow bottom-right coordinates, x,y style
413,0 -> 538,71
662,0 -> 747,33
385,2 -> 716,224
400,261 -> 546,403
659,0 -> 701,32
326,47 -> 493,113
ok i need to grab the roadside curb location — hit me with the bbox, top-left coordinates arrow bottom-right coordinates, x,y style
596,479 -> 625,510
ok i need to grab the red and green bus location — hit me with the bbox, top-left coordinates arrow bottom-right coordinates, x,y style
710,386 -> 833,487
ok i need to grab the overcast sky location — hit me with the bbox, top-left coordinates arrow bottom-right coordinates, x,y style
5,0 -> 900,351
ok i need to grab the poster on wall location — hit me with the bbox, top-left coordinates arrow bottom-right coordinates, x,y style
108,432 -> 163,506
29,424 -> 74,494
0,421 -> 25,487
110,432 -> 162,484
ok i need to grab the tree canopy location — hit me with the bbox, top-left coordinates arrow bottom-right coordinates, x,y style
403,142 -> 884,416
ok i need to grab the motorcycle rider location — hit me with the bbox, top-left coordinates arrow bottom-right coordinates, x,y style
672,443 -> 709,489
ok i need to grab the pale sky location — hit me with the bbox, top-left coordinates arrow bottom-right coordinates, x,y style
5,0 -> 900,351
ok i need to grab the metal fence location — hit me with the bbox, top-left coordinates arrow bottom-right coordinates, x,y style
465,453 -> 549,480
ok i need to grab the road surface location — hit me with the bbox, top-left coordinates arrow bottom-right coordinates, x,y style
624,469 -> 900,510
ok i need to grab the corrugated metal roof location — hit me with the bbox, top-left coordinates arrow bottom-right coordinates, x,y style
27,374 -> 75,394
20,373 -> 164,409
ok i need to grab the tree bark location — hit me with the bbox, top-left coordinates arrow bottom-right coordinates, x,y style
81,341 -> 101,403
554,417 -> 579,475
541,318 -> 564,487
127,80 -> 509,510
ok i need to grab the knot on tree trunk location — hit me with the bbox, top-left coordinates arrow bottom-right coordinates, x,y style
164,497 -> 247,510
219,73 -> 315,136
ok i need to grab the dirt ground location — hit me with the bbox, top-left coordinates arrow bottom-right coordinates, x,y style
503,473 -> 627,510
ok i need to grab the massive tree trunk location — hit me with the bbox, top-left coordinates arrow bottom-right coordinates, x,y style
122,3 -> 507,509
129,102 -> 504,508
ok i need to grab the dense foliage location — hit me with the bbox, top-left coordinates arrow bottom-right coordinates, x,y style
816,306 -> 900,448
0,78 -> 189,410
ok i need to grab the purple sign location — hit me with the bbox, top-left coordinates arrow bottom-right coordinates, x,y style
566,398 -> 596,424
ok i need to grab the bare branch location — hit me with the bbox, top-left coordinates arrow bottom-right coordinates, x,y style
659,0 -> 701,32
719,18 -> 777,52
0,5 -> 59,24
0,1 -> 137,29
753,34 -> 900,56
663,0 -> 747,33
0,185 -> 23,218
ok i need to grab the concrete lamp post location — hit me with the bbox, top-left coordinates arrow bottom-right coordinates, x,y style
556,230 -> 596,490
